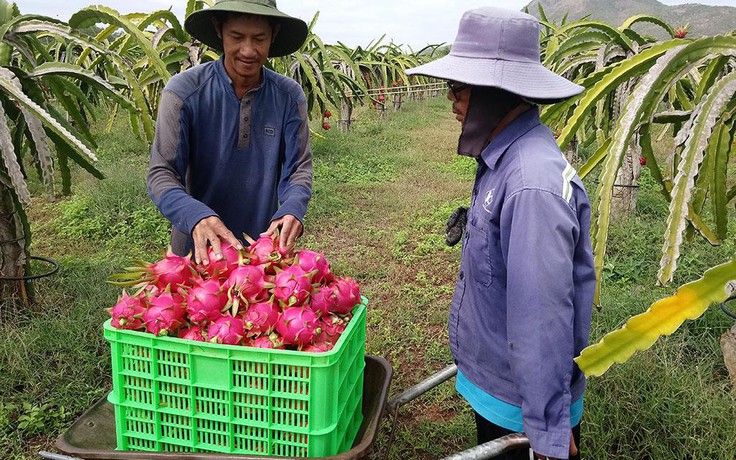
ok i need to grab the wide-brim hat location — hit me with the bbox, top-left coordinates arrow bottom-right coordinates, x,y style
185,0 -> 308,57
407,7 -> 583,104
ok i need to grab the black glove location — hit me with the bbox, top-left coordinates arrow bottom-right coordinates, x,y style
445,206 -> 468,247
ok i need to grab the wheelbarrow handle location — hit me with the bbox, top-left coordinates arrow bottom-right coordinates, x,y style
39,452 -> 84,460
386,363 -> 458,414
440,433 -> 530,460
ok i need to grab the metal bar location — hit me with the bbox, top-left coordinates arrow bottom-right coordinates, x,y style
387,364 -> 457,413
38,452 -> 84,460
439,433 -> 530,460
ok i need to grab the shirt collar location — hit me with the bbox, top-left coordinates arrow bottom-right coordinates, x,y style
214,57 -> 267,96
480,107 -> 541,170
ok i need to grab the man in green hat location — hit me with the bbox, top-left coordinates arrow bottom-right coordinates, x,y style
147,0 -> 312,265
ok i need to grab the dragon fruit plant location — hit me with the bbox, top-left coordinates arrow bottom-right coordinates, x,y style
107,232 -> 361,352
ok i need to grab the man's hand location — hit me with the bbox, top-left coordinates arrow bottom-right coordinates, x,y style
192,216 -> 243,265
265,215 -> 303,252
533,431 -> 578,460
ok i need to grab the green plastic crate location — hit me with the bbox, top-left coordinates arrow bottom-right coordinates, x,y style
103,300 -> 366,457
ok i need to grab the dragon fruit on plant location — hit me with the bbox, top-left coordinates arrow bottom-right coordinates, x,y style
276,306 -> 320,347
207,315 -> 246,345
109,290 -> 147,330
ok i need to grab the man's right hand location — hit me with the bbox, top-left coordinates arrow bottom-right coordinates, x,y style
191,216 -> 243,265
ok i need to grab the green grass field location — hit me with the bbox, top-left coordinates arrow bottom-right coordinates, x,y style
1,97 -> 735,459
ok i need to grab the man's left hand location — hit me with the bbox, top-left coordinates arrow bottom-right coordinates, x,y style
265,215 -> 303,252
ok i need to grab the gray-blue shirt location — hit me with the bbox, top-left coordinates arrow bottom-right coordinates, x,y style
449,107 -> 596,458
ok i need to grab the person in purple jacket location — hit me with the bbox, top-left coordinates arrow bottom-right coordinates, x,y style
407,7 -> 596,460
147,0 -> 312,265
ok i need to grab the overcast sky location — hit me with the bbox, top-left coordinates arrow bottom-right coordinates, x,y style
14,0 -> 736,49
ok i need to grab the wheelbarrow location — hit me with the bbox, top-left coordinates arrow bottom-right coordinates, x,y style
40,356 -> 529,460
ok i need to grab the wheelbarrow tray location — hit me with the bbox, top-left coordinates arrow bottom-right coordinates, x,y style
55,355 -> 392,460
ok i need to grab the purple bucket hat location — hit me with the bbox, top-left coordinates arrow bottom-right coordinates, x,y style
406,7 -> 583,104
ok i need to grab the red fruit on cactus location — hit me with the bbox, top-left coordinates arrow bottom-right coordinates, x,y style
392,81 -> 398,87
207,315 -> 245,345
109,290 -> 147,330
242,301 -> 281,337
674,25 -> 688,39
295,250 -> 332,284
330,277 -> 360,315
185,278 -> 227,325
378,94 -> 385,102
276,306 -> 319,346
143,291 -> 186,336
639,155 -> 647,167
178,325 -> 206,341
324,110 -> 331,118
322,122 -> 331,130
273,265 -> 314,306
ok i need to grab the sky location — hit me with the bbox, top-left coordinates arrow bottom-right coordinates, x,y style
14,0 -> 736,49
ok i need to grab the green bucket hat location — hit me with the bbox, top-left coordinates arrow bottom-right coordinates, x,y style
184,0 -> 308,57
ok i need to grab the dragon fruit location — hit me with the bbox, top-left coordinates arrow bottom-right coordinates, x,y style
207,315 -> 246,345
330,277 -> 360,315
273,265 -> 314,307
143,290 -> 186,336
225,264 -> 274,315
302,342 -> 333,353
109,290 -> 147,330
250,332 -> 284,349
144,249 -> 196,290
295,250 -> 332,284
199,242 -> 241,280
242,301 -> 280,337
185,277 -> 228,325
178,325 -> 206,341
276,306 -> 320,346
310,284 -> 337,316
316,314 -> 349,345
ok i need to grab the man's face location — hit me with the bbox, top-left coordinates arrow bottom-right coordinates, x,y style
221,15 -> 273,84
447,82 -> 471,123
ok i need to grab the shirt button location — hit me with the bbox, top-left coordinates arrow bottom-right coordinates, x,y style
245,117 -> 249,121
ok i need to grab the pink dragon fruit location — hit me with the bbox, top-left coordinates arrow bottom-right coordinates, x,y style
310,284 -> 337,316
146,249 -> 196,290
207,315 -> 246,345
185,277 -> 228,325
109,290 -> 147,330
330,277 -> 361,315
199,242 -> 241,280
295,250 -> 332,284
250,332 -> 284,349
143,290 -> 186,336
275,306 -> 320,346
178,325 -> 206,341
241,301 -> 280,337
225,264 -> 274,315
315,314 -> 349,345
302,342 -> 333,353
273,265 -> 314,307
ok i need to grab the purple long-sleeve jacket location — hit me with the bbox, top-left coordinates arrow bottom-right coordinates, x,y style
450,107 -> 596,458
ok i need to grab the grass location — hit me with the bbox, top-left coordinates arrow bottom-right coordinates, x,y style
1,97 -> 736,459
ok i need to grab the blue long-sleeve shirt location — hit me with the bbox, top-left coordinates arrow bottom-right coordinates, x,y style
449,107 -> 596,459
147,58 -> 313,255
